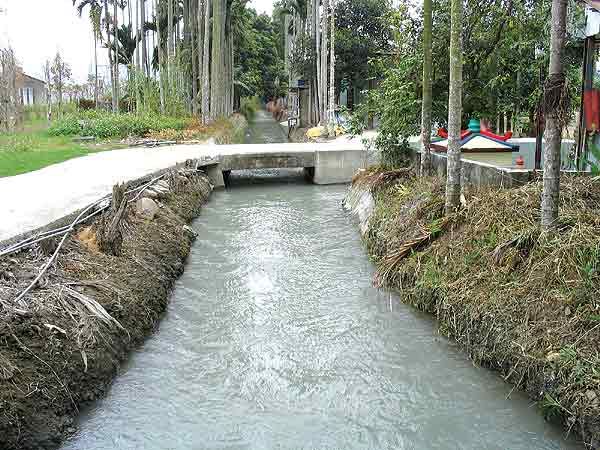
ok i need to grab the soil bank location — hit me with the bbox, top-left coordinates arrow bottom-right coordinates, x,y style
344,169 -> 600,449
0,169 -> 213,450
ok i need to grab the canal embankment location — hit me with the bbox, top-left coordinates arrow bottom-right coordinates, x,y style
0,168 -> 212,450
344,168 -> 600,448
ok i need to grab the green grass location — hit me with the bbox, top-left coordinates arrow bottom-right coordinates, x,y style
1,110 -> 237,178
0,130 -> 122,178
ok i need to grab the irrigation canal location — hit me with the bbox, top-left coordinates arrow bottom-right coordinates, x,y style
61,111 -> 580,449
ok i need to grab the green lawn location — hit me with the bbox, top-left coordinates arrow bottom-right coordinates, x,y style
0,129 -> 123,178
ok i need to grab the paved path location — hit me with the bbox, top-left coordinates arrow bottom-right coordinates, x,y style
0,139 -> 367,242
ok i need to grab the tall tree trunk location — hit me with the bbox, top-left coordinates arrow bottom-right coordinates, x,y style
135,0 -> 142,112
168,0 -> 174,86
140,0 -> 149,75
210,0 -> 226,119
320,0 -> 329,125
225,27 -> 232,115
284,14 -> 290,77
43,61 -> 53,124
315,0 -> 321,123
104,0 -> 117,113
445,0 -> 463,214
541,0 -> 568,229
420,0 -> 433,175
328,0 -> 336,136
191,0 -> 198,115
183,0 -> 191,111
229,27 -> 234,114
197,0 -> 205,118
113,0 -> 120,112
156,0 -> 166,113
201,0 -> 211,123
94,30 -> 99,108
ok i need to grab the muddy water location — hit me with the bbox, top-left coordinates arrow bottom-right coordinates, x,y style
61,114 -> 581,450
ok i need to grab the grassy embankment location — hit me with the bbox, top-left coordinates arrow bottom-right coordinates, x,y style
353,168 -> 600,447
0,106 -> 249,178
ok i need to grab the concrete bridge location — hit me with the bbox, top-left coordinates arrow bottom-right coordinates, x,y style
0,140 -> 369,241
196,141 -> 367,187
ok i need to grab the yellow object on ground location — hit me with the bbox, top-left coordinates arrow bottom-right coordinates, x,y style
306,126 -> 326,139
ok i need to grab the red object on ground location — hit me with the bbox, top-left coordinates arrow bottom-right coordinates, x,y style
584,89 -> 600,132
515,155 -> 525,167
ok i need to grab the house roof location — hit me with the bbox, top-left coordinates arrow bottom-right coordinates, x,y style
22,73 -> 46,85
431,134 -> 519,153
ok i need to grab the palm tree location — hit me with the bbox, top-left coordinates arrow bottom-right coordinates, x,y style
113,0 -> 120,112
111,23 -> 138,66
320,0 -> 330,125
154,0 -> 165,113
445,0 -> 463,213
541,0 -> 568,229
211,0 -> 227,118
72,0 -> 102,107
328,0 -> 336,136
420,0 -> 433,175
139,0 -> 149,75
201,0 -> 211,122
167,0 -> 174,84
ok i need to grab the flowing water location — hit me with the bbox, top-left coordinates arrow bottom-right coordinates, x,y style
61,113 -> 581,450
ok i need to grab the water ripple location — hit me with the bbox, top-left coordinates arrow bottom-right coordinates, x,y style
62,178 -> 581,450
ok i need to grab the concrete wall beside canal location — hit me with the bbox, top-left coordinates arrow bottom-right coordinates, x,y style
409,138 -> 578,189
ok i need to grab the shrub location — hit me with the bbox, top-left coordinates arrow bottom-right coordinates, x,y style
240,96 -> 261,121
349,57 -> 421,167
47,116 -> 81,137
77,99 -> 96,110
48,111 -> 190,139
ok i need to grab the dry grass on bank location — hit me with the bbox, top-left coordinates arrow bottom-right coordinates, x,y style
0,171 -> 212,450
147,113 -> 248,144
357,170 -> 600,447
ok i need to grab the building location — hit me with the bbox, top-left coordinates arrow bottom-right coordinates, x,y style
16,72 -> 47,106
578,1 -> 600,169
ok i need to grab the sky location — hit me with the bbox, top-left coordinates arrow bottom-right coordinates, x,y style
0,0 -> 99,82
250,0 -> 273,15
0,0 -> 273,83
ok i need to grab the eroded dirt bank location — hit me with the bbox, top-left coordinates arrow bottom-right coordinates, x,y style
345,169 -> 600,449
0,169 -> 212,450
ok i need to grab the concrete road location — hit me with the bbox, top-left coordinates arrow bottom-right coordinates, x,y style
0,139 -> 368,242
0,145 -> 210,242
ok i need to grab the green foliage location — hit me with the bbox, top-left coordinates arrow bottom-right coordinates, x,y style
240,96 -> 261,121
586,142 -> 600,175
47,118 -> 81,137
540,394 -> 564,421
48,111 -> 190,139
350,58 -> 421,167
235,8 -> 288,101
334,0 -> 394,105
366,0 -> 585,135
